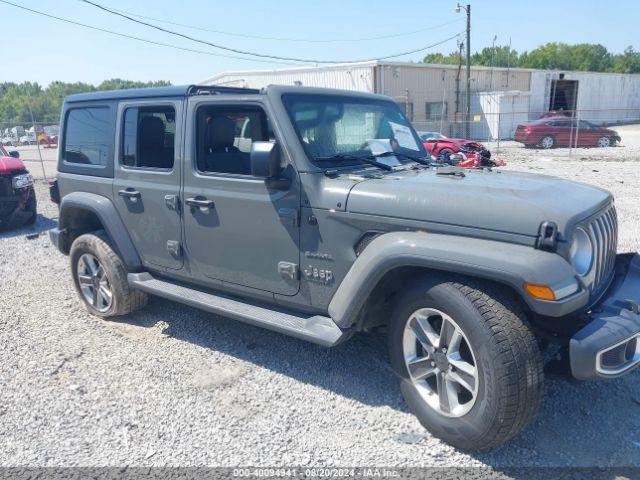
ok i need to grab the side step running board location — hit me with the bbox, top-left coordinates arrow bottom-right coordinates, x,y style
127,272 -> 345,347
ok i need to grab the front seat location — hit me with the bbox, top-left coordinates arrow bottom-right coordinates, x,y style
204,116 -> 250,175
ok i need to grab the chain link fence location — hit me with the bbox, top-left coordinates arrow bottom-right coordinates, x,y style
391,91 -> 640,159
2,103 -> 639,181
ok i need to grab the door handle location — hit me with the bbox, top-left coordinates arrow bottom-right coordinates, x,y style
185,197 -> 215,212
118,189 -> 141,202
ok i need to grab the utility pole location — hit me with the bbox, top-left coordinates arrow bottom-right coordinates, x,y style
465,4 -> 471,139
456,3 -> 471,138
454,40 -> 463,137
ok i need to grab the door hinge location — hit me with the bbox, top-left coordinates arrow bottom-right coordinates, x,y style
164,194 -> 179,212
166,240 -> 182,258
278,261 -> 298,281
278,208 -> 299,227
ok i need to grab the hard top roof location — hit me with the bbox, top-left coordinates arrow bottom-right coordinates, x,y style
64,85 -> 260,103
64,84 -> 391,104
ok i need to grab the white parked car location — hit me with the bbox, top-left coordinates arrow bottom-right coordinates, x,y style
19,132 -> 36,145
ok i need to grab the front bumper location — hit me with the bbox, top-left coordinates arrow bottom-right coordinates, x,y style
0,187 -> 35,229
570,253 -> 640,380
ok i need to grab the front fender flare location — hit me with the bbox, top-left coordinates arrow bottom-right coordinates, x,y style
57,192 -> 141,270
328,232 -> 588,328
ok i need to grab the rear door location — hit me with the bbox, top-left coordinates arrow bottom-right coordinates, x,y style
181,98 -> 300,295
113,99 -> 184,270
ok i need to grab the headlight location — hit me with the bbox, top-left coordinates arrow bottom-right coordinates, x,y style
12,173 -> 33,189
570,227 -> 593,276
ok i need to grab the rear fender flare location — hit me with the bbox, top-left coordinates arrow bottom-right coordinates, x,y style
58,192 -> 141,269
328,231 -> 588,327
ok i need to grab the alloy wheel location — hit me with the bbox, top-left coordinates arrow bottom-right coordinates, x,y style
77,253 -> 113,312
402,308 -> 479,418
540,136 -> 554,149
597,136 -> 610,148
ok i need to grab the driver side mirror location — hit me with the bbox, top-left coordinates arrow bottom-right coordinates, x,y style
8,150 -> 19,158
250,141 -> 290,190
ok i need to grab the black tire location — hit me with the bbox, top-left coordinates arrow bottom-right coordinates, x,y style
24,188 -> 37,225
539,136 -> 554,149
69,231 -> 148,318
388,275 -> 544,451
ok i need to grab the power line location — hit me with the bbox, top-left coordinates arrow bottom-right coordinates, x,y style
108,7 -> 463,44
0,0 -> 299,65
81,0 -> 463,64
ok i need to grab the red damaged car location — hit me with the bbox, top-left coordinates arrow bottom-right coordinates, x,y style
514,117 -> 621,149
417,131 -> 504,167
0,144 -> 37,229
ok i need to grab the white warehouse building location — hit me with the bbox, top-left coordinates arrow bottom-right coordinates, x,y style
201,61 -> 640,140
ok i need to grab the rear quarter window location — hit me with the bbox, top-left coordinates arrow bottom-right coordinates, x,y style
63,107 -> 111,166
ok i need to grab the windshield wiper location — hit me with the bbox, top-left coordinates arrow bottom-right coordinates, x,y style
315,154 -> 394,171
370,151 -> 432,166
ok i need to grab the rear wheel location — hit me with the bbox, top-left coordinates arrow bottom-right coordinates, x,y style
597,136 -> 611,148
539,136 -> 554,149
70,232 -> 147,317
388,275 -> 544,451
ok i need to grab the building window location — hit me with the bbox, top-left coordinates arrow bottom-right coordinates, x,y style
425,102 -> 448,121
121,106 -> 176,169
63,107 -> 110,165
396,102 -> 414,121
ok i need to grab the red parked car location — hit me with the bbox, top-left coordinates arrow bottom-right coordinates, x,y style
514,117 -> 621,149
417,131 -> 504,167
0,144 -> 37,229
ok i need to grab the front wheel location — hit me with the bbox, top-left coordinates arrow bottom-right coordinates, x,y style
539,136 -> 554,149
388,276 -> 544,451
70,231 -> 148,317
597,136 -> 611,148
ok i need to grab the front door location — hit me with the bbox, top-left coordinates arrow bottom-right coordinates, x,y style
182,100 -> 300,295
550,119 -> 573,146
113,100 -> 183,270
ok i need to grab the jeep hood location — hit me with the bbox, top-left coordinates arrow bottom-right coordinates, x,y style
346,168 -> 611,238
0,156 -> 25,174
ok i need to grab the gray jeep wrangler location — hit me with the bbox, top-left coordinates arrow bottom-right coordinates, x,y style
49,84 -> 640,451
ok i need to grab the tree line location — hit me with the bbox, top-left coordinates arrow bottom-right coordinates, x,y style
0,79 -> 171,126
423,42 -> 640,74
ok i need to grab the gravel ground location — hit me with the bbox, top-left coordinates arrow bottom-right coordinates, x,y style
1,139 -> 640,469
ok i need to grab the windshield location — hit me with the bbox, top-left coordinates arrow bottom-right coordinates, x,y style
418,131 -> 446,141
282,94 -> 426,167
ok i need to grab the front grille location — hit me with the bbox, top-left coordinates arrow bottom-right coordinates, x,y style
584,203 -> 618,297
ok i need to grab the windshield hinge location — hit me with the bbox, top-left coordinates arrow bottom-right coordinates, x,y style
536,221 -> 558,251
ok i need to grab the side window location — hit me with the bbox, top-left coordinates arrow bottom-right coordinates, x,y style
196,105 -> 269,175
63,107 -> 110,165
121,105 -> 175,169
